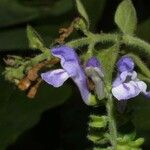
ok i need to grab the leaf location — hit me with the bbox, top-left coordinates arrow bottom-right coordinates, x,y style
0,25 -> 58,50
47,0 -> 73,16
0,27 -> 28,50
81,0 -> 106,30
114,0 -> 137,35
89,115 -> 108,128
0,0 -> 73,28
27,25 -> 44,50
0,0 -> 39,28
0,66 -> 72,150
97,45 -> 119,83
76,0 -> 89,28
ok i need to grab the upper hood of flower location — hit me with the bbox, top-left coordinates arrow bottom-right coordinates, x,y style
86,56 -> 101,68
117,56 -> 134,72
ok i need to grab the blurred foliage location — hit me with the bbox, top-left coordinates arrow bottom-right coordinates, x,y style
0,65 -> 72,150
0,0 -> 150,150
136,18 -> 150,41
0,0 -> 106,50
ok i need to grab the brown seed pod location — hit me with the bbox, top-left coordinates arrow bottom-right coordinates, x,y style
27,68 -> 39,81
27,78 -> 42,99
17,58 -> 59,98
27,86 -> 37,99
27,58 -> 60,81
18,77 -> 31,91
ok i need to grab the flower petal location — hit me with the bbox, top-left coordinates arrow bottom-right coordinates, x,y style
136,80 -> 150,97
112,81 -> 141,100
117,56 -> 134,72
51,45 -> 91,104
41,69 -> 69,87
85,57 -> 105,99
75,78 -> 91,104
113,71 -> 137,87
86,56 -> 101,68
113,71 -> 129,87
86,57 -> 104,77
51,45 -> 80,77
85,67 -> 105,99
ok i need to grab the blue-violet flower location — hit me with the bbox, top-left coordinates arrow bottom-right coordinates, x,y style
85,57 -> 105,100
41,45 -> 95,105
112,56 -> 150,100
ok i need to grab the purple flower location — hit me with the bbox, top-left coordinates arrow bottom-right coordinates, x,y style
85,57 -> 105,100
112,56 -> 150,100
41,45 -> 94,105
117,56 -> 134,72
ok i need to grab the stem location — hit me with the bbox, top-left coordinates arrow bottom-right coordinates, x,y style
67,33 -> 119,48
24,49 -> 51,69
106,94 -> 117,150
87,42 -> 95,57
123,35 -> 150,56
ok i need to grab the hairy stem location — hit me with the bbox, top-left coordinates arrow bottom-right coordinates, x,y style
123,35 -> 150,56
106,94 -> 117,150
67,33 -> 119,48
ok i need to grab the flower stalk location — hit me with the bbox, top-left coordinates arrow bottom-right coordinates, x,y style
106,94 -> 117,150
123,34 -> 150,55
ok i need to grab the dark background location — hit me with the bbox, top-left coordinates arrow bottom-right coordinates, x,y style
0,0 -> 150,150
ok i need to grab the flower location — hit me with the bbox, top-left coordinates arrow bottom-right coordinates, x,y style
112,56 -> 150,100
41,45 -> 95,105
85,57 -> 105,100
117,56 -> 134,72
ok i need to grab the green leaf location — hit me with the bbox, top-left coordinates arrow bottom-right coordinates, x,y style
97,44 -> 119,84
114,0 -> 137,35
89,115 -> 108,128
0,66 -> 72,150
0,25 -> 58,50
118,131 -> 136,143
80,0 -> 106,30
47,0 -> 73,16
76,0 -> 89,28
0,0 -> 73,28
27,25 -> 44,50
